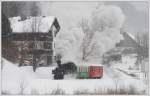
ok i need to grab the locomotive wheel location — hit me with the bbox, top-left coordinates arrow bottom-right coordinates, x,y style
54,75 -> 58,79
79,77 -> 86,79
54,74 -> 60,79
54,75 -> 56,79
60,74 -> 64,79
96,77 -> 100,79
54,74 -> 64,80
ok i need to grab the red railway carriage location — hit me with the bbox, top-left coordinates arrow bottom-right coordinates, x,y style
77,65 -> 103,79
88,66 -> 103,79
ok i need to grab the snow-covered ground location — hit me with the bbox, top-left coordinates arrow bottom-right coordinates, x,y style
2,58 -> 146,95
111,55 -> 148,80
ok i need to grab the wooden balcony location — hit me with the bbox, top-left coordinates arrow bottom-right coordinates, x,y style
11,32 -> 53,41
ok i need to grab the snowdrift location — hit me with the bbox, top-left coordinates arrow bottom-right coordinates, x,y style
2,58 -> 146,95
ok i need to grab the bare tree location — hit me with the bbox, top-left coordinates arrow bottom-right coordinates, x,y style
18,79 -> 27,95
79,18 -> 97,61
135,31 -> 149,57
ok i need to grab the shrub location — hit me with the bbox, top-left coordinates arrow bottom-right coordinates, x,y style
51,87 -> 66,95
2,90 -> 10,95
30,88 -> 39,95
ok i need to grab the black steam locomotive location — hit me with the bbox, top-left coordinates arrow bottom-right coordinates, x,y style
52,61 -> 77,80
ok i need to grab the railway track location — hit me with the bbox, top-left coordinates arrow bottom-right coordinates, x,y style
115,68 -> 140,79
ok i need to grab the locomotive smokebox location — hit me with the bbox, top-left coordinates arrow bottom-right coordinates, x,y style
52,61 -> 77,80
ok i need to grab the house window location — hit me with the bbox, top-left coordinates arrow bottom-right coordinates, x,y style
34,41 -> 44,49
44,42 -> 52,49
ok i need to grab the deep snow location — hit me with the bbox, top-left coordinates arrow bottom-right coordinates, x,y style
2,58 -> 146,95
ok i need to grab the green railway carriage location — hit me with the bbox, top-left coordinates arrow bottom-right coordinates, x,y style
77,66 -> 89,79
76,65 -> 103,79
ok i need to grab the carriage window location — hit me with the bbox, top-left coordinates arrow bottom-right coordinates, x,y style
86,67 -> 88,72
91,67 -> 94,72
93,67 -> 95,72
80,67 -> 82,72
88,67 -> 90,72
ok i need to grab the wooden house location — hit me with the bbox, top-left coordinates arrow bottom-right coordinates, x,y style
9,16 -> 60,66
2,12 -> 19,63
103,31 -> 148,72
103,32 -> 139,64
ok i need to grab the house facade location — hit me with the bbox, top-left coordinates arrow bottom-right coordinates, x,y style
104,31 -> 148,72
103,32 -> 139,65
9,16 -> 60,66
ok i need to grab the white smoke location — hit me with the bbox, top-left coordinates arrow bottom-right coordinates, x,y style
37,2 -> 125,64
91,4 -> 125,31
84,5 -> 125,63
55,28 -> 84,64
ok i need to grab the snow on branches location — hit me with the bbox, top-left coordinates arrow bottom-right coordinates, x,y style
55,4 -> 125,64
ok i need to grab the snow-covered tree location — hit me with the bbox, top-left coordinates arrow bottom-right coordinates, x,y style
78,18 -> 96,62
79,4 -> 125,63
91,5 -> 125,32
55,28 -> 84,64
55,4 -> 125,64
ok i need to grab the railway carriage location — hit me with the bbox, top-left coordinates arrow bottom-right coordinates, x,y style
88,66 -> 103,79
77,65 -> 103,79
77,66 -> 89,79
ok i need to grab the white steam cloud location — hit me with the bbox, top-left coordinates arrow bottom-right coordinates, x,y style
55,28 -> 84,63
38,2 -> 125,64
86,5 -> 125,63
91,5 -> 125,30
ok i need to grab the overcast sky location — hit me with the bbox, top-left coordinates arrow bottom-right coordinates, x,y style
105,1 -> 148,34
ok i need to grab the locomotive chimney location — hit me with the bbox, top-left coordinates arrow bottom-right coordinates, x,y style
56,54 -> 62,67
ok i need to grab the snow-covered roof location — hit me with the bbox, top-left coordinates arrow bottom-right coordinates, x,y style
77,62 -> 103,67
117,31 -> 140,48
39,16 -> 56,32
9,16 -> 59,33
126,32 -> 136,40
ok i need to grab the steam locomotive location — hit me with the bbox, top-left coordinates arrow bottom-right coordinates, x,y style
52,61 -> 103,80
52,62 -> 77,79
